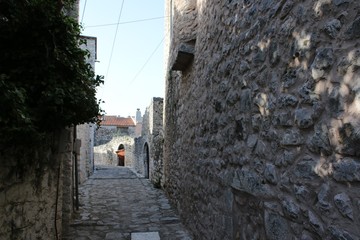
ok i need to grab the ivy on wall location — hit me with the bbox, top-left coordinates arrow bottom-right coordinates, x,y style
0,0 -> 103,151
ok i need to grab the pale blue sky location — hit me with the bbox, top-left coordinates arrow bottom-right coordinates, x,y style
79,0 -> 165,117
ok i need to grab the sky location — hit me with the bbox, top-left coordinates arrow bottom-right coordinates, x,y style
79,0 -> 166,117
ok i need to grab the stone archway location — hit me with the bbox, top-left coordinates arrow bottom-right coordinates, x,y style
115,144 -> 125,166
143,143 -> 150,178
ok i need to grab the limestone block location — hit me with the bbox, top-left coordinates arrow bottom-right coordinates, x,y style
337,56 -> 352,75
308,210 -> 324,236
300,232 -> 315,240
246,134 -> 258,149
275,150 -> 298,167
251,114 -> 262,131
311,48 -> 334,80
329,226 -> 356,240
239,60 -> 250,73
293,157 -> 318,180
281,197 -> 301,220
294,185 -> 310,201
328,87 -> 344,117
345,16 -> 360,40
324,19 -> 342,38
280,0 -> 294,19
334,192 -> 353,220
338,122 -> 360,156
307,124 -> 332,156
264,163 -> 278,184
281,68 -> 297,89
294,108 -> 314,128
253,48 -> 267,66
333,158 -> 360,182
316,183 -> 332,212
278,94 -> 298,108
269,41 -> 280,66
298,80 -> 317,103
279,16 -> 296,37
231,168 -> 273,198
280,129 -> 304,146
349,49 -> 360,66
264,211 -> 293,240
273,111 -> 293,126
333,0 -> 351,5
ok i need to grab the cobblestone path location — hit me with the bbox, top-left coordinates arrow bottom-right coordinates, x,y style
62,166 -> 192,240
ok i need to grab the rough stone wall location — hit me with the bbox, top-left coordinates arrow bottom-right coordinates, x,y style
76,123 -> 95,184
94,135 -> 135,167
164,1 -> 360,240
78,36 -> 97,184
134,98 -> 164,186
94,126 -> 135,146
0,129 -> 74,240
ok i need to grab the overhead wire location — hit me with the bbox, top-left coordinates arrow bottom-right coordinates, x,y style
105,0 -> 125,79
80,0 -> 87,24
130,36 -> 165,85
84,16 -> 168,29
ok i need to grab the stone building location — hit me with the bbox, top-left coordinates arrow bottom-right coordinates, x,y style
77,35 -> 97,184
164,1 -> 360,239
94,115 -> 136,166
134,97 -> 164,186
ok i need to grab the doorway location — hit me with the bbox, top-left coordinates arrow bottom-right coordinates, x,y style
116,144 -> 125,166
143,143 -> 150,178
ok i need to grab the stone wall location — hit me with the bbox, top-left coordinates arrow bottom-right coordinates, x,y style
78,36 -> 97,184
76,123 -> 95,184
0,129 -> 74,240
94,135 -> 135,167
164,1 -> 360,239
134,98 -> 164,186
94,126 -> 135,146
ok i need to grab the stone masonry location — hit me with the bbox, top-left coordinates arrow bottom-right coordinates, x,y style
134,97 -> 164,186
77,36 -> 97,184
164,1 -> 360,239
0,128 -> 75,240
94,135 -> 135,167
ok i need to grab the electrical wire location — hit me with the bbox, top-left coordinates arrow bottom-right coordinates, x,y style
130,36 -> 165,84
84,16 -> 168,28
80,0 -> 87,24
105,0 -> 125,79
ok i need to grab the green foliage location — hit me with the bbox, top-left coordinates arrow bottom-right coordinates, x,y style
0,0 -> 104,149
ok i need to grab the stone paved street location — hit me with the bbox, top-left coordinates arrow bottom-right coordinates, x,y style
62,166 -> 192,240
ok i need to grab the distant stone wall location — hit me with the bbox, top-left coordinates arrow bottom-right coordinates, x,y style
134,98 -> 164,186
164,1 -> 360,240
0,129 -> 74,240
94,136 -> 135,167
77,123 -> 95,184
94,126 -> 135,146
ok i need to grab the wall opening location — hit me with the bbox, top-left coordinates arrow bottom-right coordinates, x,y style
116,144 -> 125,166
144,143 -> 150,178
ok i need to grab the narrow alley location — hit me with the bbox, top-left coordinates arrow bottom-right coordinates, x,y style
62,166 -> 192,240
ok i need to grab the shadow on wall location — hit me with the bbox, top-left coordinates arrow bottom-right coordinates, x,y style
165,0 -> 360,240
